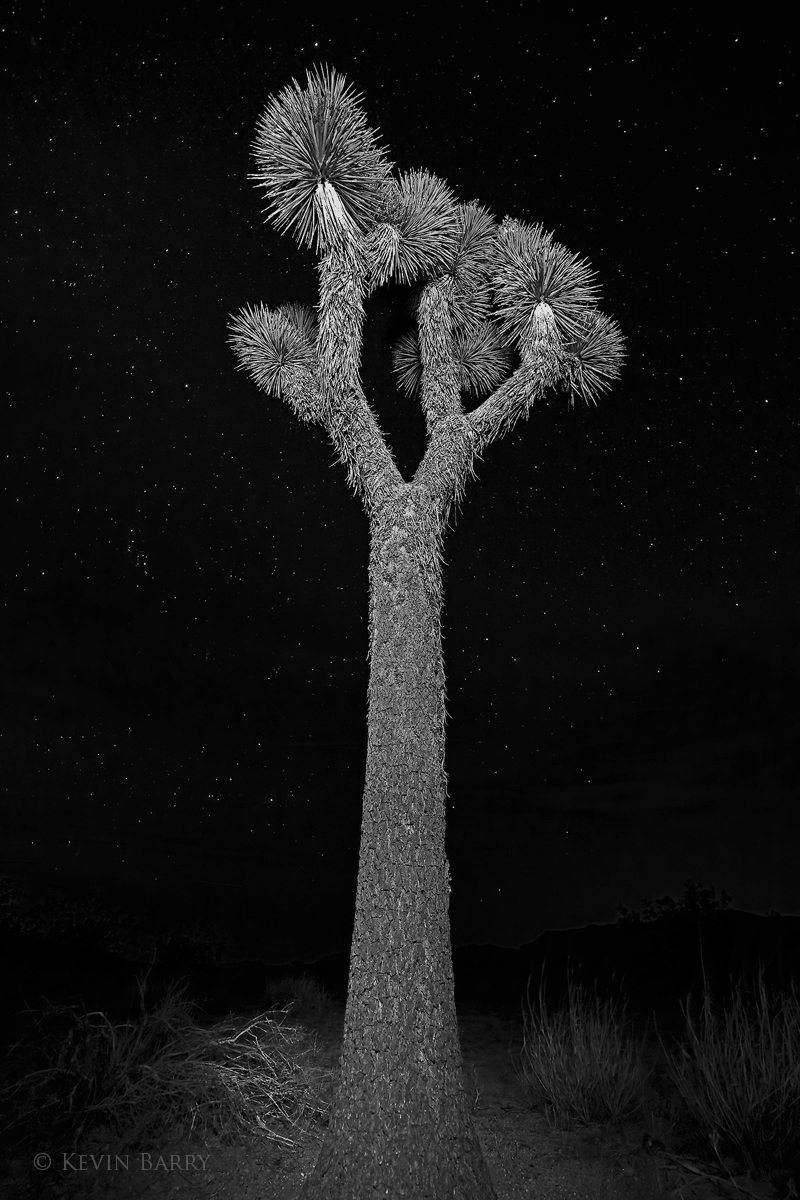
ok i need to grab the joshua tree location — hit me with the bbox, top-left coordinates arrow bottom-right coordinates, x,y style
228,65 -> 624,1200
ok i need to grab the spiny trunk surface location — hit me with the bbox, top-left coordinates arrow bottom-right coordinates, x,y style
300,488 -> 496,1199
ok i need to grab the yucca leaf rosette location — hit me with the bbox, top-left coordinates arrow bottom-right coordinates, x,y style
227,302 -> 319,419
249,65 -> 394,254
392,320 -> 511,400
492,217 -> 600,354
453,321 -> 512,397
388,201 -> 510,400
439,202 -> 499,335
366,170 -> 461,287
560,310 -> 626,407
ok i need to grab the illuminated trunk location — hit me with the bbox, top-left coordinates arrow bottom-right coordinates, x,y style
300,484 -> 496,1200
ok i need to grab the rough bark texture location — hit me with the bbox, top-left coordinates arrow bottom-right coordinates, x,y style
299,484 -> 497,1199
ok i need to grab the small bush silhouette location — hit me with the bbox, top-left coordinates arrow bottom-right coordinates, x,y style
263,974 -> 333,1020
616,879 -> 733,926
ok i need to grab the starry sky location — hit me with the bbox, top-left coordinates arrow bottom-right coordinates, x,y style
2,6 -> 797,965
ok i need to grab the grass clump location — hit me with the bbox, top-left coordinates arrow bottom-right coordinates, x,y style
514,966 -> 652,1130
515,961 -> 800,1189
658,965 -> 800,1180
0,979 -> 334,1157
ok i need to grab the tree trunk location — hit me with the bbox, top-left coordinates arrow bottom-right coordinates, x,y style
300,484 -> 497,1199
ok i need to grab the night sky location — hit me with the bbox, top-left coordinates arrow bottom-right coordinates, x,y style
2,7 -> 797,966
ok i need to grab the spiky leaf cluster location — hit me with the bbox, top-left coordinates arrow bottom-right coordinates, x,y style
560,311 -> 626,406
392,321 -> 510,400
227,302 -> 316,402
492,217 -> 600,350
437,202 -> 499,334
233,63 -> 626,475
366,170 -> 461,287
277,301 -> 319,348
249,64 -> 394,253
388,202 -> 511,401
454,322 -> 512,396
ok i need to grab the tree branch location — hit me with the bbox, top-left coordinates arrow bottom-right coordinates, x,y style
416,281 -> 465,435
466,351 -> 553,455
409,352 -> 548,536
315,237 -> 403,515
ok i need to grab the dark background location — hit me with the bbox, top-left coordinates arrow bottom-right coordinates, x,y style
2,6 -> 797,971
